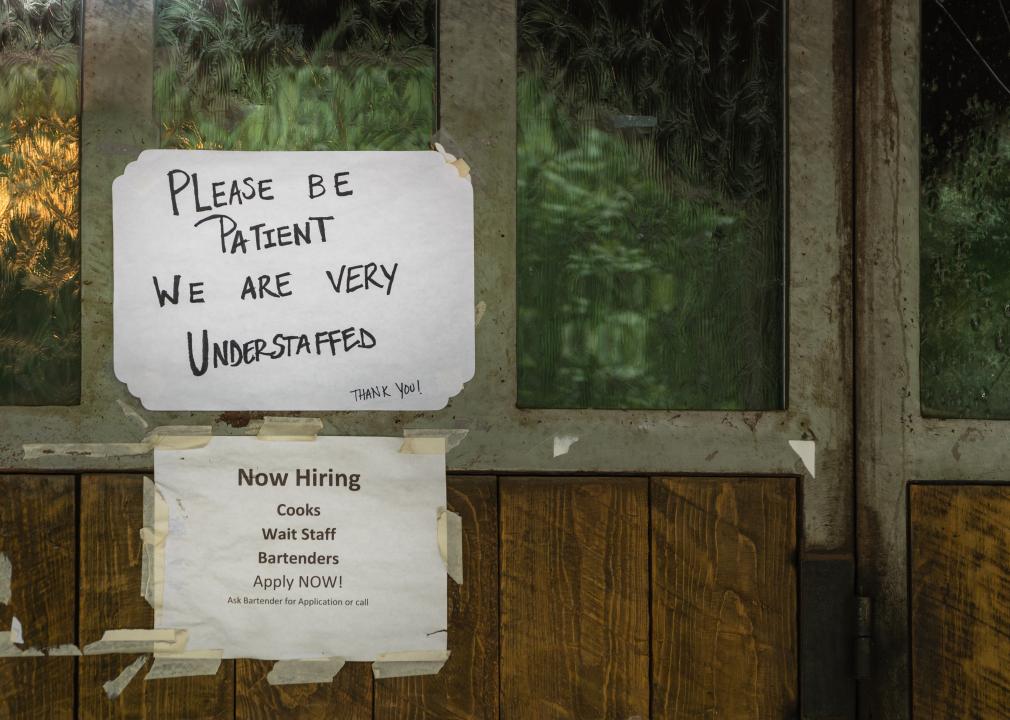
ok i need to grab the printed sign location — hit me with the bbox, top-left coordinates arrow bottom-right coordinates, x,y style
113,150 -> 474,410
153,436 -> 447,660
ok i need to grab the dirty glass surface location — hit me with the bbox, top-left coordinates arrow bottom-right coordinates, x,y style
0,0 -> 81,405
155,0 -> 435,151
516,0 -> 784,410
921,0 -> 1010,418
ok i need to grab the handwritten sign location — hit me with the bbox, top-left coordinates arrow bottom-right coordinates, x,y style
113,150 -> 474,410
154,437 -> 447,660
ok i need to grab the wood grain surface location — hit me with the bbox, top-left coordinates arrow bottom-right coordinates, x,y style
78,475 -> 234,719
0,475 -> 76,720
651,477 -> 797,719
500,476 -> 650,720
374,476 -> 499,720
911,484 -> 1010,720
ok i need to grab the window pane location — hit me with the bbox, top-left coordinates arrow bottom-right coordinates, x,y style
921,1 -> 1010,417
0,0 -> 81,404
155,0 -> 435,151
517,0 -> 784,410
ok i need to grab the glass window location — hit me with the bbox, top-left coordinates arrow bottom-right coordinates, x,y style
516,0 -> 784,410
921,0 -> 1010,417
0,0 -> 81,404
155,0 -> 435,151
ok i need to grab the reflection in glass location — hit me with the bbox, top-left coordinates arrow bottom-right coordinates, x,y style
517,0 -> 784,410
154,0 -> 435,151
0,0 -> 81,404
921,0 -> 1010,417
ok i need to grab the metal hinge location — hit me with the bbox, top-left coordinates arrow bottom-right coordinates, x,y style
854,595 -> 873,680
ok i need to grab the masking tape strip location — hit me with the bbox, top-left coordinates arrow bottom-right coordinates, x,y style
398,436 -> 447,455
83,629 -> 188,655
257,416 -> 323,441
23,443 -> 151,459
144,425 -> 213,449
23,425 -> 212,459
117,398 -> 150,429
146,650 -> 223,680
266,657 -> 346,685
104,656 -> 148,700
432,142 -> 471,179
403,428 -> 468,453
436,507 -> 464,585
11,616 -> 22,644
372,650 -> 451,679
0,552 -> 11,605
46,644 -> 82,656
0,632 -> 43,657
141,477 -> 168,612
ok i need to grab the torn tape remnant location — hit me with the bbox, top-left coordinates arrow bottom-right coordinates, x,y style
146,650 -> 223,681
104,656 -> 148,700
436,508 -> 464,585
0,552 -> 11,605
553,435 -> 579,458
117,398 -> 150,429
0,631 -> 43,657
403,428 -> 468,453
256,416 -> 323,442
10,616 -> 22,644
84,629 -> 187,656
474,300 -> 487,328
141,477 -> 169,612
266,657 -> 346,686
46,644 -> 82,656
372,650 -> 451,680
398,436 -> 447,455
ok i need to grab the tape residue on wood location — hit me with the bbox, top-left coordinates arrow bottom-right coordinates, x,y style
0,552 -> 11,605
146,650 -> 223,680
257,416 -> 323,441
0,631 -> 43,657
436,507 -> 464,584
104,656 -> 148,700
403,428 -> 467,452
46,644 -> 82,656
266,657 -> 346,685
372,650 -> 450,679
141,477 -> 169,611
398,436 -> 447,455
84,629 -> 187,655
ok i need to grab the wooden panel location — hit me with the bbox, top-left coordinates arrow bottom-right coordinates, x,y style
500,477 -> 649,720
0,475 -> 76,719
651,477 -> 797,719
235,660 -> 371,720
911,484 -> 1010,719
374,476 -> 498,720
78,475 -> 234,719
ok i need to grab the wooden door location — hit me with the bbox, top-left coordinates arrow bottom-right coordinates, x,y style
0,0 -> 854,717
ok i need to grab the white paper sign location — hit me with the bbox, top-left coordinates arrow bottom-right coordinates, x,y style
153,436 -> 447,660
113,150 -> 474,410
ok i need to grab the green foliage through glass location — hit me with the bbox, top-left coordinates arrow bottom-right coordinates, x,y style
517,0 -> 784,409
0,0 -> 81,405
154,0 -> 436,152
920,0 -> 1010,417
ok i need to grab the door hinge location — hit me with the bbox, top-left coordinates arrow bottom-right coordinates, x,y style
854,595 -> 873,680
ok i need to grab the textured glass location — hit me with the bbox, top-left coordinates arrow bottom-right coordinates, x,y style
155,0 -> 435,151
0,0 -> 81,404
921,1 -> 1010,417
517,0 -> 784,410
